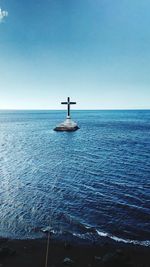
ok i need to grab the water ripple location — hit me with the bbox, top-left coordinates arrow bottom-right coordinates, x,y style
0,110 -> 150,245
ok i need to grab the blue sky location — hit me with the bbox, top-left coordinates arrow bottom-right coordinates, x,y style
0,0 -> 150,109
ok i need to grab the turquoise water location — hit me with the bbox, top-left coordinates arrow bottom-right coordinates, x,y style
0,110 -> 150,246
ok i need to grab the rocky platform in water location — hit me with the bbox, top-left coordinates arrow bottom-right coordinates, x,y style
54,118 -> 79,132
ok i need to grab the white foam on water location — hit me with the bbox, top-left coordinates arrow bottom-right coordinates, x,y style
72,224 -> 150,247
72,232 -> 88,240
96,230 -> 150,247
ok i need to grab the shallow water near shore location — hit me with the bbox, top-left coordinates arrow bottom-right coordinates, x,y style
0,110 -> 150,246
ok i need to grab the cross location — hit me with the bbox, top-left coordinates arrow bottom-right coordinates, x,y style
61,97 -> 76,118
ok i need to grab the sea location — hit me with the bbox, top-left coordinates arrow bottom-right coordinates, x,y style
0,110 -> 150,246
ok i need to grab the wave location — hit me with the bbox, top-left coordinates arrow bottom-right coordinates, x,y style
96,230 -> 150,247
38,224 -> 150,247
79,224 -> 150,247
72,229 -> 150,247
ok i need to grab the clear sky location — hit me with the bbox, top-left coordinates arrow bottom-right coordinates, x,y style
0,0 -> 150,109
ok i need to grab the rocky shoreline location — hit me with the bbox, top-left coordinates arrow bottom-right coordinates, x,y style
0,237 -> 150,267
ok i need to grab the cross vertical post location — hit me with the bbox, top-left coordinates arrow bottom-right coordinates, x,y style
61,97 -> 76,119
68,97 -> 70,117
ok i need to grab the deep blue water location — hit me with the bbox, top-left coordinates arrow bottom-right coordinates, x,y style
0,110 -> 150,246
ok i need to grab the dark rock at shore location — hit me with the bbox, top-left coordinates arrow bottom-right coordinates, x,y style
0,238 -> 149,267
0,247 -> 16,259
102,250 -> 132,267
94,255 -> 102,261
64,242 -> 72,250
63,257 -> 74,265
0,238 -> 8,245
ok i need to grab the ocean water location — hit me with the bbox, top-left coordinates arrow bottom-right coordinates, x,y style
0,110 -> 150,246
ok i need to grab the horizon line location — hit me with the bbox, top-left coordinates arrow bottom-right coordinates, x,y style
0,108 -> 150,111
